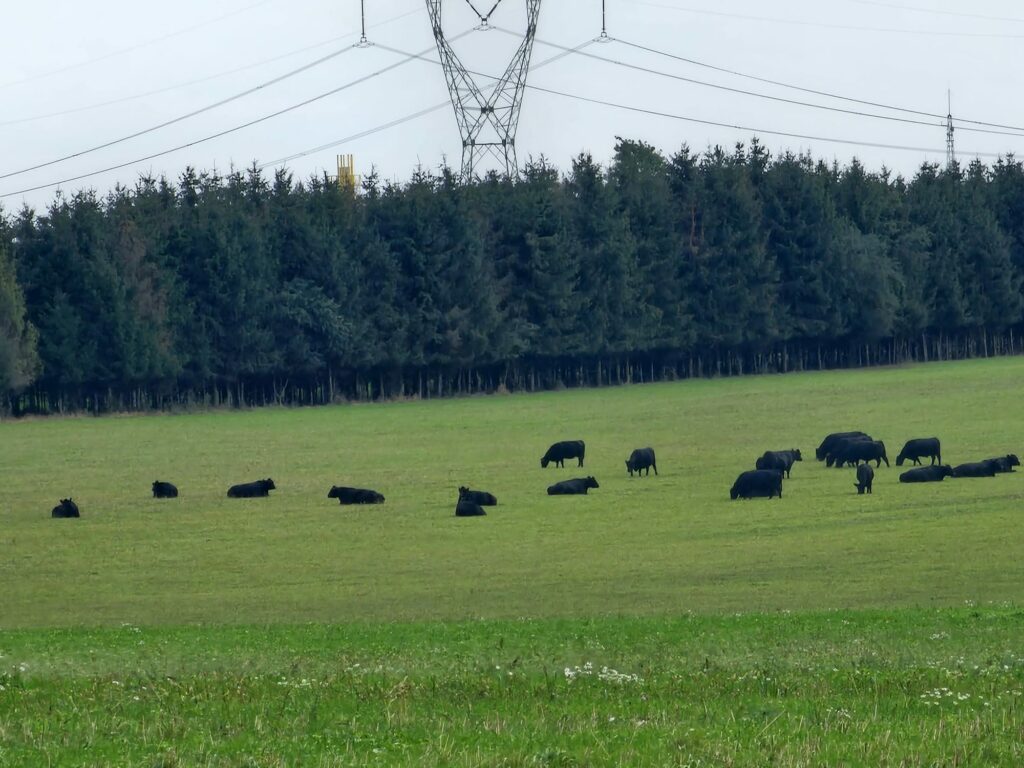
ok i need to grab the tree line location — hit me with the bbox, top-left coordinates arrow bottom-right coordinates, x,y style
2,138 -> 1023,414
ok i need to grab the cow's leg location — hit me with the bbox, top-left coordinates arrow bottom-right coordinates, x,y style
652,463 -> 658,476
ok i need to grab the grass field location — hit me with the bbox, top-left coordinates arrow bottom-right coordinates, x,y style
3,358 -> 1024,765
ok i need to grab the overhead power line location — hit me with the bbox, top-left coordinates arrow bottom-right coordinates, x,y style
0,45 -> 359,181
502,29 -> 1024,139
609,38 -> 1024,136
846,0 -> 1024,25
0,34 -> 473,200
0,0 -> 280,91
0,5 -> 426,129
623,0 -> 1024,40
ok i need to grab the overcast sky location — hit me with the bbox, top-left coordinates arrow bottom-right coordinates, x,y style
1,0 -> 1022,212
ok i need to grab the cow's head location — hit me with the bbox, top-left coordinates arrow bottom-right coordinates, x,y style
540,457 -> 550,468
458,486 -> 470,498
730,485 -> 739,500
1008,454 -> 1021,467
585,476 -> 599,489
327,486 -> 339,498
939,465 -> 953,478
792,449 -> 803,461
264,478 -> 276,490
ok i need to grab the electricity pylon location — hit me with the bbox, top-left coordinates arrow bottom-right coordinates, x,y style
426,0 -> 542,180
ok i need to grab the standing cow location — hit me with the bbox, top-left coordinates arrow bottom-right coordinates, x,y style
832,440 -> 889,468
895,438 -> 941,466
816,431 -> 869,461
730,470 -> 783,500
854,463 -> 874,494
625,447 -> 657,477
756,449 -> 802,478
541,440 -> 586,468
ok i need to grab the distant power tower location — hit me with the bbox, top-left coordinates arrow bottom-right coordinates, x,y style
426,0 -> 542,179
945,90 -> 956,170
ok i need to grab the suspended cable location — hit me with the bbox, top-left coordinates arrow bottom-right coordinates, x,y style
608,37 -> 1024,136
0,5 -> 425,130
0,46 -> 360,181
623,0 -> 1024,40
0,33 -> 473,200
0,0 -> 280,91
846,0 -> 1024,25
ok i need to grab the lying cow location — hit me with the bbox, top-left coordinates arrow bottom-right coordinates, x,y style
458,486 -> 497,505
816,431 -> 869,461
730,469 -> 783,500
855,463 -> 874,495
899,465 -> 953,483
455,499 -> 486,517
51,498 -> 80,518
328,486 -> 385,505
985,454 -> 1020,473
756,449 -> 802,478
152,480 -> 178,499
824,436 -> 874,467
541,440 -> 586,469
832,440 -> 889,468
951,462 -> 996,478
625,447 -> 657,477
896,438 -> 941,466
547,476 -> 599,495
227,478 -> 276,498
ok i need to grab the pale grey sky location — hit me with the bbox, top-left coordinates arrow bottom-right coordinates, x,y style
1,0 -> 1022,212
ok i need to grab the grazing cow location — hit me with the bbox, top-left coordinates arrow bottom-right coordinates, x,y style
855,463 -> 874,495
625,447 -> 658,477
152,480 -> 178,499
951,462 -> 997,478
824,436 -> 874,467
899,465 -> 953,483
328,486 -> 385,505
832,440 -> 889,468
756,449 -> 802,478
729,469 -> 783,500
541,440 -> 586,469
458,487 -> 497,506
895,438 -> 942,467
547,476 -> 600,495
51,498 -> 80,518
984,454 -> 1020,473
455,499 -> 486,517
816,431 -> 870,461
227,478 -> 276,498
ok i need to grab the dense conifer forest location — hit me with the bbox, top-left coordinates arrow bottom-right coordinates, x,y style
1,138 -> 1023,414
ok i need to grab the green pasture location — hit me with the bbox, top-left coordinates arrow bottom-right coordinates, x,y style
2,356 -> 1023,629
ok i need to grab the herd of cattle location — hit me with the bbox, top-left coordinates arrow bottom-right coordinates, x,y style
730,431 -> 1020,499
47,432 -> 1017,517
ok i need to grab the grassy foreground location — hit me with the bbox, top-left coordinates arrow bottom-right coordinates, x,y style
2,607 -> 1023,766
2,357 -> 1024,629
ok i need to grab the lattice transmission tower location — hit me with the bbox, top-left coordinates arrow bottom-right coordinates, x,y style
426,0 -> 542,179
945,90 -> 956,170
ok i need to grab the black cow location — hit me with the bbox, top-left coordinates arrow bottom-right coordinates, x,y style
152,480 -> 178,499
455,499 -> 486,517
541,440 -> 586,469
625,447 -> 657,477
547,476 -> 600,495
984,454 -> 1020,473
328,486 -> 385,505
458,486 -> 497,505
756,449 -> 802,478
816,431 -> 869,461
832,440 -> 889,468
825,436 -> 874,467
899,465 -> 953,483
895,438 -> 941,467
51,498 -> 80,518
855,463 -> 874,495
951,462 -> 996,478
227,478 -> 276,498
730,469 -> 783,500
